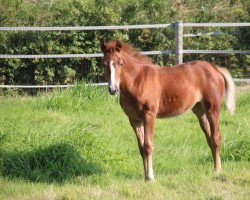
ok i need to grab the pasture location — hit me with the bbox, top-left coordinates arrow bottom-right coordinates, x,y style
0,84 -> 249,200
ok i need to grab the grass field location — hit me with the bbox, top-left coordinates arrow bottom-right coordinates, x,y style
0,84 -> 249,200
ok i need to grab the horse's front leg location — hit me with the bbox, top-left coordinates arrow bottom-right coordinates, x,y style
143,112 -> 156,182
129,118 -> 147,179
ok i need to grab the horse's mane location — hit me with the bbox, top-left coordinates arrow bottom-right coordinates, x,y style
121,43 -> 153,64
105,41 -> 153,64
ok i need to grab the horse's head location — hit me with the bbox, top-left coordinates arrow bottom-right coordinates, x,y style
101,40 -> 124,95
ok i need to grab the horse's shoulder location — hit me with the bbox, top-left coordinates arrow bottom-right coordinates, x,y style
141,64 -> 158,74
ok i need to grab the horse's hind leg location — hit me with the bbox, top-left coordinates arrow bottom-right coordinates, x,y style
192,102 -> 221,172
192,103 -> 213,149
205,102 -> 222,173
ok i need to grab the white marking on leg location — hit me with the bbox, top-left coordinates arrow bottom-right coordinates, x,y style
147,155 -> 155,181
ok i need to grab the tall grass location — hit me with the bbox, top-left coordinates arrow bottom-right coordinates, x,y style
0,84 -> 249,199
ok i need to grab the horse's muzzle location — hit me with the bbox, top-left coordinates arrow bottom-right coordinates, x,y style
108,86 -> 119,95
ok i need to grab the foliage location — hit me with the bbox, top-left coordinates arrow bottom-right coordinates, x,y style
0,0 -> 249,85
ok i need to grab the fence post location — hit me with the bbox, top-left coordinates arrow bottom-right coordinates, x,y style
175,21 -> 183,65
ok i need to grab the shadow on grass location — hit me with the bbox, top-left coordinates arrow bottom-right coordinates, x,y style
0,143 -> 101,183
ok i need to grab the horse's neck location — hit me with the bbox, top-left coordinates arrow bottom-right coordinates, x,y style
120,53 -> 143,94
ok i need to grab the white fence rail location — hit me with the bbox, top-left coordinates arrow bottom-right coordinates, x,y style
0,22 -> 249,60
0,83 -> 108,88
0,24 -> 172,31
0,50 -> 174,59
0,22 -> 250,88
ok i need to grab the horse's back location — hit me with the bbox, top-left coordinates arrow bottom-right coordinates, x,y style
159,60 -> 224,93
176,61 -> 225,98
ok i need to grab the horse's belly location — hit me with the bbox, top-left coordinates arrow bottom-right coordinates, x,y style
157,92 -> 201,118
157,106 -> 191,118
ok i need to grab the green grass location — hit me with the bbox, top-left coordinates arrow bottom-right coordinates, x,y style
0,84 -> 249,200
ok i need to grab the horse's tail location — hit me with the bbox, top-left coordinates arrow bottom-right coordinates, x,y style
218,67 -> 236,113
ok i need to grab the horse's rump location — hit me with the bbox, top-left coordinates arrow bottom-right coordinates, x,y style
156,61 -> 226,117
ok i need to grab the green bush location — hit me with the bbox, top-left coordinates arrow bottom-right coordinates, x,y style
0,0 -> 249,85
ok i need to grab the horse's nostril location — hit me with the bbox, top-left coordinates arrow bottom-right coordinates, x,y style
108,86 -> 117,95
108,87 -> 112,93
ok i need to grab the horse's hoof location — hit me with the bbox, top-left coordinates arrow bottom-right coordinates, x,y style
145,178 -> 155,183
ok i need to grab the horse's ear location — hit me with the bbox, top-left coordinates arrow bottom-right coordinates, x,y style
101,41 -> 107,52
116,40 -> 122,52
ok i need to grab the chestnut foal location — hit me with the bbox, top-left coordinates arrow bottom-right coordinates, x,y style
101,40 -> 235,182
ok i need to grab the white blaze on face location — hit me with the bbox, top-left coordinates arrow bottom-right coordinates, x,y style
109,60 -> 116,90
